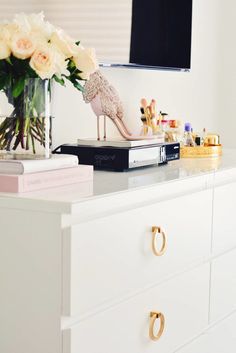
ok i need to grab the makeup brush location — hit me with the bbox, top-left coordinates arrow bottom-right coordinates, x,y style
140,107 -> 145,114
145,106 -> 152,127
150,99 -> 156,118
140,98 -> 150,124
140,98 -> 148,108
140,107 -> 147,125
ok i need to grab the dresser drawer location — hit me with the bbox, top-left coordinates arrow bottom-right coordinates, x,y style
63,265 -> 209,353
178,312 -> 236,353
63,190 -> 212,316
210,249 -> 236,322
213,182 -> 236,254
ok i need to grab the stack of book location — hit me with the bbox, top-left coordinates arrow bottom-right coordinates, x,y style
0,155 -> 93,193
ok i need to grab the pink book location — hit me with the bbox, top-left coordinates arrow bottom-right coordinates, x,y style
0,165 -> 93,193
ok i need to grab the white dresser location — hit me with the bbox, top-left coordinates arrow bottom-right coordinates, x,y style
1,151 -> 236,353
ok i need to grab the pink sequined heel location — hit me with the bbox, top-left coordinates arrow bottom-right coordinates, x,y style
83,71 -> 155,141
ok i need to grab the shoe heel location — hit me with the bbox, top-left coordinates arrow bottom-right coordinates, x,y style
104,116 -> 107,140
97,116 -> 100,141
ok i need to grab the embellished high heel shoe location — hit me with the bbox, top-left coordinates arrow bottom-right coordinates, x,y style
83,71 -> 157,141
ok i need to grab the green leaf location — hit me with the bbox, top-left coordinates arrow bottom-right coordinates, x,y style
0,59 -> 6,70
12,77 -> 25,98
0,76 -> 7,90
0,73 -> 6,89
0,61 -> 8,85
0,63 -> 10,91
53,75 -> 65,86
71,79 -> 84,92
8,57 -> 37,78
5,57 -> 13,65
75,41 -> 80,46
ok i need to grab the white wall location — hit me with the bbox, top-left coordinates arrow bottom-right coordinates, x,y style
52,0 -> 223,148
217,0 -> 236,147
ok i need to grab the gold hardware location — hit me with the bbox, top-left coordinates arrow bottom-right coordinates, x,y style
149,311 -> 165,341
152,226 -> 167,256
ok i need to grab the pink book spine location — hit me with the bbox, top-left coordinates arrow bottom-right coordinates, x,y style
0,165 -> 93,193
0,175 -> 20,192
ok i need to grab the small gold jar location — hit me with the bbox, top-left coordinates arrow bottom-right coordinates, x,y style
204,134 -> 220,146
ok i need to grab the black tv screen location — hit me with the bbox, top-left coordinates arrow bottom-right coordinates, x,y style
129,0 -> 193,70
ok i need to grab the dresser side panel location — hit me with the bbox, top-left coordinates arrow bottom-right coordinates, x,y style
0,208 -> 62,353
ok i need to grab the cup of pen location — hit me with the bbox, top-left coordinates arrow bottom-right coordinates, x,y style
140,98 -> 158,136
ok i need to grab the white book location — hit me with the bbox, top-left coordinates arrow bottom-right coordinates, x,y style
0,154 -> 78,175
77,135 -> 165,148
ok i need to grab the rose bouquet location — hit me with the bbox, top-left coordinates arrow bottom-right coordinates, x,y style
0,12 -> 98,158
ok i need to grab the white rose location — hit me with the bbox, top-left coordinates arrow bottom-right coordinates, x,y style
0,23 -> 18,43
29,13 -> 55,40
30,30 -> 48,46
0,24 -> 7,40
30,44 -> 56,79
0,39 -> 11,59
5,23 -> 19,40
73,47 -> 98,80
53,47 -> 69,77
11,32 -> 36,59
50,30 -> 77,59
13,13 -> 31,32
13,12 -> 54,40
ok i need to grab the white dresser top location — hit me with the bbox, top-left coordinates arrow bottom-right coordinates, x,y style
1,149 -> 236,214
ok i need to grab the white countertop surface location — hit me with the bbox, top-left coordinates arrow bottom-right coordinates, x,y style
0,149 -> 236,213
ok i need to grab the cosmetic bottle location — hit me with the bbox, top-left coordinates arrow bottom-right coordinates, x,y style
159,120 -> 168,141
183,123 -> 195,147
195,136 -> 201,146
166,120 -> 182,142
158,111 -> 168,125
202,128 -> 207,145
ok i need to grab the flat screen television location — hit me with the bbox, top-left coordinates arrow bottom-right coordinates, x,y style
129,0 -> 193,70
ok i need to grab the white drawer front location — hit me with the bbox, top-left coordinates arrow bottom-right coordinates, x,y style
213,182 -> 236,254
178,312 -> 236,353
63,265 -> 210,353
210,249 -> 236,322
63,190 -> 212,316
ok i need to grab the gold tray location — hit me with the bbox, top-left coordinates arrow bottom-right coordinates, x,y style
180,145 -> 222,158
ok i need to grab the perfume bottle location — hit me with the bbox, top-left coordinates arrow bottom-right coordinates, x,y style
166,120 -> 182,142
159,120 -> 168,141
183,123 -> 195,147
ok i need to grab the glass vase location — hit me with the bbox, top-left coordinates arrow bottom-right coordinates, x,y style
0,78 -> 53,160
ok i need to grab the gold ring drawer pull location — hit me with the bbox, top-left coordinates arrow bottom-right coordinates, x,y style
152,226 -> 167,256
149,311 -> 165,341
